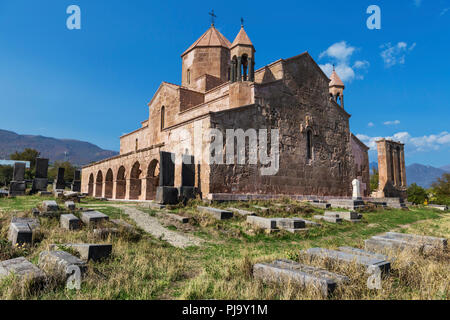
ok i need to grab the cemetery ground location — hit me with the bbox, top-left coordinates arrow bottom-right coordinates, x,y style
0,195 -> 449,300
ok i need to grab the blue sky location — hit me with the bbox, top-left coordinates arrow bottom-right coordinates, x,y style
0,0 -> 449,167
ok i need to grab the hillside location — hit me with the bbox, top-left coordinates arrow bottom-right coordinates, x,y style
0,129 -> 118,166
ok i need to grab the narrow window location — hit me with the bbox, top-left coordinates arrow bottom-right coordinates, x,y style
161,106 -> 165,131
135,138 -> 138,152
187,69 -> 190,84
306,130 -> 313,160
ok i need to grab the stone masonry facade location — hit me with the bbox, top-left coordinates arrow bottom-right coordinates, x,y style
81,24 -> 370,200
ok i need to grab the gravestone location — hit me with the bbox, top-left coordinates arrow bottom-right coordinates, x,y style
365,232 -> 447,254
155,151 -> 178,204
63,244 -> 112,262
80,210 -> 109,226
197,206 -> 233,220
246,216 -> 277,230
181,154 -> 195,187
227,208 -> 256,216
38,251 -> 87,280
253,259 -> 349,297
43,200 -> 59,212
308,202 -> 331,209
8,221 -> 33,246
65,201 -> 76,210
0,257 -> 46,285
53,167 -> 66,191
328,199 -> 365,210
71,169 -> 81,192
9,162 -> 26,196
352,179 -> 362,200
313,215 -> 342,223
31,158 -> 49,194
60,214 -> 81,230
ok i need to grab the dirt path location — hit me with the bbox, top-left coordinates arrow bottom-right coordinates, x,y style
112,205 -> 203,248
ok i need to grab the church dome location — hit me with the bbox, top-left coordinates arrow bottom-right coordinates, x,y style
182,26 -> 231,56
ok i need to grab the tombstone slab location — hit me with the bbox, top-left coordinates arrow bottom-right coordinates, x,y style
253,206 -> 269,213
329,199 -> 365,210
71,169 -> 81,192
159,151 -> 175,187
0,257 -> 46,284
80,211 -> 109,226
38,251 -> 87,279
53,167 -> 66,191
253,259 -> 349,297
8,222 -> 32,246
60,214 -> 81,231
352,179 -> 362,200
64,244 -> 112,262
197,206 -> 233,220
165,213 -> 190,224
337,247 -> 389,261
313,215 -> 342,223
43,200 -> 59,212
65,201 -> 76,210
273,218 -> 306,229
246,216 -> 277,229
155,186 -> 179,205
181,154 -> 195,187
38,191 -> 53,197
178,186 -> 199,203
306,248 -> 390,274
93,228 -> 120,239
309,202 -> 331,209
227,208 -> 256,216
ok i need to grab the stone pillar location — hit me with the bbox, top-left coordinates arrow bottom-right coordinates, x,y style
230,60 -> 236,83
400,148 -> 407,187
125,179 -> 131,200
249,58 -> 255,82
112,179 -> 117,200
237,57 -> 242,82
393,148 -> 400,187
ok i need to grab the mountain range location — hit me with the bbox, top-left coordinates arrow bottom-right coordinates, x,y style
0,129 -> 118,166
370,162 -> 449,188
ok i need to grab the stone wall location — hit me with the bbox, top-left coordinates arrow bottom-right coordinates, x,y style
351,134 -> 370,196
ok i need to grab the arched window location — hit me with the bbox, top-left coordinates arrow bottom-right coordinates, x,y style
241,54 -> 248,81
187,69 -> 190,84
161,106 -> 165,131
306,130 -> 313,161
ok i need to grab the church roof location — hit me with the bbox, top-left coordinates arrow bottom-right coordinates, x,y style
182,26 -> 232,56
231,26 -> 253,48
329,70 -> 345,87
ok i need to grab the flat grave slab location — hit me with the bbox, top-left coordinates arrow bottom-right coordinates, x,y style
272,218 -> 306,229
164,213 -> 190,224
328,199 -> 365,210
60,214 -> 81,231
337,247 -> 390,261
65,201 -> 76,210
313,215 -> 342,223
64,244 -> 112,262
43,200 -> 59,212
111,219 -> 136,231
80,211 -> 109,226
197,206 -> 233,220
0,257 -> 46,284
38,251 -> 87,279
308,202 -> 331,209
365,232 -> 447,254
305,248 -> 390,274
93,228 -> 120,239
253,206 -> 269,213
253,259 -> 349,297
8,221 -> 33,246
227,208 -> 256,216
246,216 -> 277,230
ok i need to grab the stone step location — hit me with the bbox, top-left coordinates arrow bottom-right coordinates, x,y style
0,257 -> 46,284
253,259 -> 349,297
226,207 -> 256,216
197,206 -> 233,220
246,216 -> 277,229
305,247 -> 390,274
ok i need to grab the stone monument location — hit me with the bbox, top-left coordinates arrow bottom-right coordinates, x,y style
155,151 -> 178,205
9,162 -> 26,197
31,158 -> 49,194
71,169 -> 81,192
53,167 -> 66,191
352,179 -> 362,200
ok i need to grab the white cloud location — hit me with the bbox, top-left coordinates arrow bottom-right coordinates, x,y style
384,120 -> 401,125
368,122 -> 375,128
380,42 -> 416,68
319,42 -> 369,82
356,131 -> 450,153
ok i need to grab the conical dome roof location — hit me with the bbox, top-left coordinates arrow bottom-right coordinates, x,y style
231,26 -> 253,48
329,70 -> 345,87
182,26 -> 232,56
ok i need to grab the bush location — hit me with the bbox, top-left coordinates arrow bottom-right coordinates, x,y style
407,183 -> 428,205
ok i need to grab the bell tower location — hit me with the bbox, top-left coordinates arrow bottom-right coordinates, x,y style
230,19 -> 255,82
329,66 -> 345,108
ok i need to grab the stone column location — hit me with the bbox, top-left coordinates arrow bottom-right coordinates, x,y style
400,148 -> 407,187
230,60 -> 236,83
140,177 -> 147,201
237,57 -> 242,82
112,179 -> 117,200
125,179 -> 131,200
249,58 -> 255,82
393,148 -> 400,187
102,182 -> 107,198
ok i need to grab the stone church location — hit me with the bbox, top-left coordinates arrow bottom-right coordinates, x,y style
81,22 -> 370,201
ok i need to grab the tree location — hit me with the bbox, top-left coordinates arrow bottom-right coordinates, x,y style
370,168 -> 379,193
0,165 -> 13,187
431,173 -> 450,205
9,148 -> 41,170
407,183 -> 428,205
48,161 -> 77,184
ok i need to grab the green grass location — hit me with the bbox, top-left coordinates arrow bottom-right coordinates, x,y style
0,195 -> 449,300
